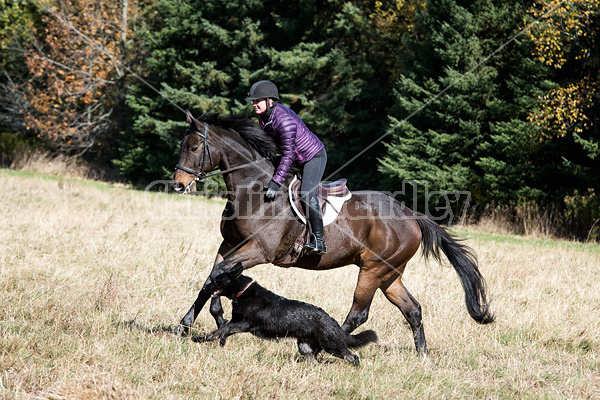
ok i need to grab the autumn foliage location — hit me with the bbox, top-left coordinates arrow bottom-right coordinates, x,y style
23,0 -> 127,153
528,0 -> 599,152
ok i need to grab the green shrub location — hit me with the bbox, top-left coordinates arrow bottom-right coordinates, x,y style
564,189 -> 600,242
0,132 -> 40,166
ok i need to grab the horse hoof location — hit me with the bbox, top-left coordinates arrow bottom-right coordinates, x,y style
172,324 -> 189,337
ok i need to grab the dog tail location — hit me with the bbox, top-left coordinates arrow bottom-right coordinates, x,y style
346,329 -> 378,348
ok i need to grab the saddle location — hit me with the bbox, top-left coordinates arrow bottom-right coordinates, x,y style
288,176 -> 352,226
273,176 -> 352,266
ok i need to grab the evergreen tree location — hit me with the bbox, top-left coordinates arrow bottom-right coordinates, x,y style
379,0 -> 554,216
261,1 -> 417,189
116,0 -> 412,188
115,0 -> 265,184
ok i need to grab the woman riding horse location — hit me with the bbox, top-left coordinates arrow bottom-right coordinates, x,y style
247,80 -> 327,255
172,110 -> 494,355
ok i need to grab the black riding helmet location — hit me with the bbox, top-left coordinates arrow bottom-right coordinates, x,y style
246,80 -> 279,101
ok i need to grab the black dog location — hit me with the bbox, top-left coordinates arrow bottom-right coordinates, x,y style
193,263 -> 377,366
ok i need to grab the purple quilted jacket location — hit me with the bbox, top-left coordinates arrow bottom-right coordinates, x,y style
260,103 -> 324,186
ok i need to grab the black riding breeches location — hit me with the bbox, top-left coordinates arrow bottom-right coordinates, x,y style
300,148 -> 327,215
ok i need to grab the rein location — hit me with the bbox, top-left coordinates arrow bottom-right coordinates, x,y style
174,122 -> 266,191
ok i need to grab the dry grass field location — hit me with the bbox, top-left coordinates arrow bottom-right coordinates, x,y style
1,168 -> 599,399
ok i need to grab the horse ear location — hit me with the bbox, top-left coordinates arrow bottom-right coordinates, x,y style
229,262 -> 244,279
186,110 -> 193,125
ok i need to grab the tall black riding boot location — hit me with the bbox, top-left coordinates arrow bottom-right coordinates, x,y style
303,195 -> 326,255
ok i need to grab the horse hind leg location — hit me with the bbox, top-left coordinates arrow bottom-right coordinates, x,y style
341,269 -> 381,333
380,270 -> 427,356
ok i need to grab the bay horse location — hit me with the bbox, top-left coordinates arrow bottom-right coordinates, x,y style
172,111 -> 494,355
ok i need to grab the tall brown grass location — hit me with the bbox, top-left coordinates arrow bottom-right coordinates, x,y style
468,203 -> 559,237
9,148 -> 121,182
1,170 -> 599,399
469,200 -> 600,242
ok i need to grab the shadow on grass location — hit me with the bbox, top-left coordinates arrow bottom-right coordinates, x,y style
185,331 -> 363,366
119,319 -> 181,336
118,320 -> 419,361
119,319 -> 222,341
119,319 -> 398,366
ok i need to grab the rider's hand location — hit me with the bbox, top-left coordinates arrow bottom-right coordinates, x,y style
264,180 -> 281,201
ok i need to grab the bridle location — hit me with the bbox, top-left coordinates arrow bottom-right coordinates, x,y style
174,121 -> 266,193
175,122 -> 213,181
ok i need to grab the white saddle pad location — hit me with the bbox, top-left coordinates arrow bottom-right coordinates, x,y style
288,176 -> 352,226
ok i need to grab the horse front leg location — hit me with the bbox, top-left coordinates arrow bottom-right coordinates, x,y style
173,246 -> 228,336
174,240 -> 266,336
173,281 -> 212,336
209,296 -> 228,328
172,276 -> 228,336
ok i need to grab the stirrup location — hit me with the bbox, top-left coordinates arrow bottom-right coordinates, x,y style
309,244 -> 327,256
303,236 -> 326,256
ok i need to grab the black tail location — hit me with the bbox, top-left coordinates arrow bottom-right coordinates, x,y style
346,329 -> 378,348
416,217 -> 495,324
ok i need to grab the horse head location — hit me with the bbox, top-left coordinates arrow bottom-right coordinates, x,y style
172,111 -> 220,194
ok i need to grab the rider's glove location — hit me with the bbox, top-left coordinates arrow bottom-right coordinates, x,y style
264,180 -> 281,201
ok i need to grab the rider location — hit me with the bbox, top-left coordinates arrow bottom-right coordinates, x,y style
246,80 -> 327,256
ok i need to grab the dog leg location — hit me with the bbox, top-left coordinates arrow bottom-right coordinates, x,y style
297,341 -> 319,364
321,338 -> 361,367
343,353 -> 360,366
192,321 -> 251,346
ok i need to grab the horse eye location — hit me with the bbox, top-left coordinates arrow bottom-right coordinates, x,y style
191,145 -> 200,152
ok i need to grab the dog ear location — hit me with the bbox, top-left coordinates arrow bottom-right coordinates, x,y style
229,262 -> 244,279
214,271 -> 232,289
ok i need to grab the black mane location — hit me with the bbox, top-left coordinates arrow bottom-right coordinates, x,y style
196,113 -> 278,161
